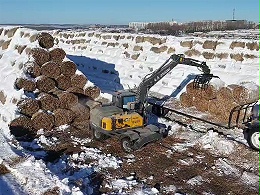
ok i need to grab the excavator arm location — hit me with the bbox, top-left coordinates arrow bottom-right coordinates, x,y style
136,54 -> 213,105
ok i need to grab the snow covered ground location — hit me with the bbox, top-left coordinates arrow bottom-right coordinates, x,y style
0,26 -> 259,194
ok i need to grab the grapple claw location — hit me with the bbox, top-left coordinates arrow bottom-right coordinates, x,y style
193,74 -> 219,89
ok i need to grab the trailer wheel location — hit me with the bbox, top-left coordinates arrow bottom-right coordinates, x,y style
121,137 -> 134,153
92,128 -> 107,141
247,127 -> 259,151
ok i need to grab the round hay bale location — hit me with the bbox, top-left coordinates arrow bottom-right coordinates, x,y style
49,48 -> 66,63
30,48 -> 50,66
17,98 -> 40,117
58,92 -> 78,109
37,32 -> 54,49
216,87 -> 235,102
24,61 -> 41,78
53,108 -> 74,127
84,86 -> 101,99
193,96 -> 209,112
71,74 -> 88,89
9,115 -> 34,137
60,61 -> 77,76
41,61 -> 61,78
36,76 -> 56,93
31,111 -> 54,131
15,78 -> 36,92
186,82 -> 199,96
70,103 -> 90,122
180,92 -> 193,107
38,93 -> 60,111
56,74 -> 72,90
66,87 -> 85,96
233,82 -> 259,105
48,88 -> 64,97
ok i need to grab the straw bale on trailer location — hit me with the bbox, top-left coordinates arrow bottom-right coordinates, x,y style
60,61 -> 77,76
9,115 -> 33,137
15,78 -> 36,92
71,74 -> 88,89
180,92 -> 193,107
57,92 -> 78,109
37,32 -> 54,49
56,74 -> 72,90
36,76 -> 56,92
232,82 -> 259,105
41,61 -> 61,78
84,86 -> 101,99
53,108 -> 74,127
25,61 -> 41,78
216,87 -> 235,102
31,111 -> 54,131
17,98 -> 40,117
193,96 -> 209,112
30,48 -> 50,66
38,93 -> 60,111
49,48 -> 66,63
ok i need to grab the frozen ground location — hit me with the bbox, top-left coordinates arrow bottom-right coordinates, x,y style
0,26 -> 259,194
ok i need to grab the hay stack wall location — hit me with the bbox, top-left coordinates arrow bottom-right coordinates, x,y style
8,32 -> 101,137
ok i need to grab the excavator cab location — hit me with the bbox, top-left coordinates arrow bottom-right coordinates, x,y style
112,90 -> 137,110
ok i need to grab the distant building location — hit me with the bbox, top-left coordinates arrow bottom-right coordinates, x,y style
129,22 -> 149,30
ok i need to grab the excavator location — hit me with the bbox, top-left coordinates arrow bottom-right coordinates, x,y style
89,54 -> 218,152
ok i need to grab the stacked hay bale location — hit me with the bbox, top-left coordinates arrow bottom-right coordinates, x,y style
10,32 -> 101,138
180,79 -> 259,124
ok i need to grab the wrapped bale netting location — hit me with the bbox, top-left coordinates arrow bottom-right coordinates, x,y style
49,48 -> 66,63
60,61 -> 77,76
58,92 -> 78,109
41,61 -> 61,78
24,61 -> 41,78
15,78 -> 36,92
37,32 -> 54,49
53,108 -> 74,127
38,93 -> 60,111
17,98 -> 40,117
56,74 -> 72,90
84,86 -> 101,99
232,82 -> 259,105
180,92 -> 193,107
30,48 -> 50,66
66,87 -> 85,96
9,115 -> 33,137
31,111 -> 54,131
36,76 -> 56,92
71,74 -> 88,89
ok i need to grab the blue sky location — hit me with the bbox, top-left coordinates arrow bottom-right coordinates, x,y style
0,0 -> 258,24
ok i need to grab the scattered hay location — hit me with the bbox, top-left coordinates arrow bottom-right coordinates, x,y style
60,61 -> 77,76
167,47 -> 175,54
37,32 -> 54,49
180,41 -> 193,48
135,36 -> 144,43
9,115 -> 33,137
246,42 -> 259,51
0,40 -> 4,47
71,74 -> 87,89
36,76 -> 56,93
7,27 -> 19,38
17,98 -> 40,117
184,49 -> 201,57
0,91 -> 6,105
122,43 -> 129,49
244,54 -> 257,59
41,61 -> 61,78
216,53 -> 229,59
102,35 -> 112,40
15,78 -> 36,92
230,41 -> 245,49
49,48 -> 66,63
0,164 -> 10,175
24,61 -> 41,78
53,108 -> 74,127
56,74 -> 72,90
31,111 -> 54,131
133,45 -> 143,51
30,48 -> 50,66
202,40 -> 218,50
29,34 -> 38,43
131,53 -> 140,60
107,42 -> 119,47
230,53 -> 244,62
2,40 -> 11,50
58,92 -> 78,109
16,45 -> 27,54
84,86 -> 101,99
202,52 -> 215,59
38,93 -> 60,111
150,46 -> 168,53
123,51 -> 130,58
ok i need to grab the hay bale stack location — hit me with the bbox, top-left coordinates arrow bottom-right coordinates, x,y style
9,115 -> 33,137
216,87 -> 235,102
31,111 -> 54,131
232,82 -> 259,105
17,98 -> 40,117
70,103 -> 90,129
36,76 -> 56,92
193,96 -> 209,112
37,32 -> 54,49
30,48 -> 50,66
66,87 -> 85,96
84,86 -> 101,99
15,78 -> 36,92
41,61 -> 61,78
58,92 -> 78,109
180,92 -> 193,107
71,74 -> 88,89
60,61 -> 77,76
56,74 -> 72,90
38,93 -> 60,111
25,61 -> 41,78
53,108 -> 74,127
49,48 -> 66,63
